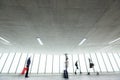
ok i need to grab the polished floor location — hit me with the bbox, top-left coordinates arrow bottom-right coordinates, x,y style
0,73 -> 120,80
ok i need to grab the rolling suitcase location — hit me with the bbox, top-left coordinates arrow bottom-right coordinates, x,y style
63,70 -> 68,79
21,67 -> 28,75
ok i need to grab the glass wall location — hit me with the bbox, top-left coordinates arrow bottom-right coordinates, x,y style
9,53 -> 21,73
38,54 -> 46,73
0,53 -> 9,73
0,52 -> 120,74
79,54 -> 87,72
2,53 -> 15,73
16,53 -> 27,73
53,55 -> 59,73
31,53 -> 40,73
60,55 -> 65,73
96,52 -> 107,72
90,53 -> 101,72
46,55 -> 53,73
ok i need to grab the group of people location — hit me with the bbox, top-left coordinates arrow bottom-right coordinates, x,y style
75,58 -> 95,75
21,54 -> 95,78
64,54 -> 95,77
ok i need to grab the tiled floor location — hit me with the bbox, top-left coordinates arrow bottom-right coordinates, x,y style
0,73 -> 120,80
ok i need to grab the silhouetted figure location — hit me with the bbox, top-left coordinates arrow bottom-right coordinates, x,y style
75,60 -> 79,74
63,53 -> 69,79
88,58 -> 94,75
65,54 -> 68,70
89,58 -> 94,68
25,57 -> 31,78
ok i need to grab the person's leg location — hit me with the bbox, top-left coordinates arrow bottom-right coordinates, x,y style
25,67 -> 29,78
75,66 -> 77,74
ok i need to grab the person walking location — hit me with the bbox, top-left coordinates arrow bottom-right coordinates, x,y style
65,53 -> 68,70
63,53 -> 69,79
75,60 -> 79,74
25,57 -> 31,78
88,58 -> 94,75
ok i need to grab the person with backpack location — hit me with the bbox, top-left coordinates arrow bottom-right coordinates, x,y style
88,58 -> 94,75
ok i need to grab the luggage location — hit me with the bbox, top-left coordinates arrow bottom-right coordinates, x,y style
21,67 -> 28,75
90,63 -> 94,68
87,72 -> 90,75
63,70 -> 68,79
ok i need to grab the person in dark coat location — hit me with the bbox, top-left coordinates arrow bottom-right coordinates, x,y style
25,57 -> 31,78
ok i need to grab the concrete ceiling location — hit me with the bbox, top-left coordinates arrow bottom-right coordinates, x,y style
0,0 -> 120,54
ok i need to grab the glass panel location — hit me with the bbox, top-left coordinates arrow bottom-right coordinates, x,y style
90,53 -> 100,72
0,53 -> 8,72
46,55 -> 53,73
96,52 -> 106,72
101,52 -> 113,72
118,53 -> 120,58
0,54 -> 2,59
79,54 -> 87,72
60,55 -> 65,73
67,55 -> 73,73
2,53 -> 15,73
53,55 -> 59,73
16,53 -> 27,73
9,53 -> 21,73
113,53 -> 120,70
85,53 -> 94,72
73,54 -> 79,73
31,53 -> 40,73
38,54 -> 46,73
108,53 -> 119,71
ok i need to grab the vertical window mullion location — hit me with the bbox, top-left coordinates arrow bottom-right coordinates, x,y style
0,53 -> 3,60
78,54 -> 81,73
30,53 -> 35,73
90,53 -> 100,72
114,53 -> 120,70
59,55 -> 60,74
112,52 -> 120,71
95,52 -> 102,72
8,53 -> 16,73
52,55 -> 54,74
79,53 -> 87,72
0,53 -> 9,73
72,54 -> 74,73
15,53 -> 22,73
45,55 -> 47,74
83,53 -> 88,72
106,52 -> 114,72
100,52 -> 108,72
16,53 -> 27,73
37,54 -> 41,74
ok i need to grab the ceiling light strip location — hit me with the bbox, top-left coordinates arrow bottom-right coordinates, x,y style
0,36 -> 10,43
109,37 -> 120,44
79,38 -> 86,46
37,38 -> 43,45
